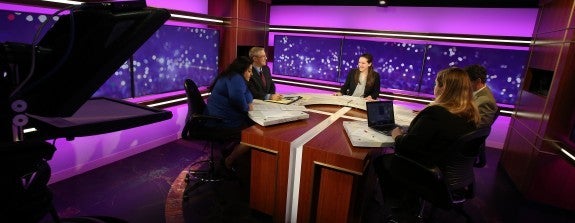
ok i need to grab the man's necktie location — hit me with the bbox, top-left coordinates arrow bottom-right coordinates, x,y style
260,70 -> 266,88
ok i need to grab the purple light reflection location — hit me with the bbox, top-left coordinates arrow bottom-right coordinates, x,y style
0,2 -> 58,14
269,32 -> 530,51
270,6 -> 537,37
146,0 -> 208,14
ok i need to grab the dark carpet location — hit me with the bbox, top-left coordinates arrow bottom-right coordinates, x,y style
38,139 -> 575,223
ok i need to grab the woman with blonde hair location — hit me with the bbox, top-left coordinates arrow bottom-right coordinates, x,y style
390,67 -> 480,159
373,67 -> 480,222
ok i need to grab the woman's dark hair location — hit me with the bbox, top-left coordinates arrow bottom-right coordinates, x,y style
209,56 -> 252,90
353,53 -> 376,87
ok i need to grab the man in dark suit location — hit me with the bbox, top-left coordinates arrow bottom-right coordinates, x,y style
465,64 -> 498,128
247,47 -> 282,100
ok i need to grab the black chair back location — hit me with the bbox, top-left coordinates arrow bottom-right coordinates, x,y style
474,108 -> 500,168
185,79 -> 206,117
181,79 -> 239,141
391,127 -> 492,210
182,79 -> 211,139
442,127 -> 491,193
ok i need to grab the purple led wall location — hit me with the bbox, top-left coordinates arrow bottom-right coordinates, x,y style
341,39 -> 426,92
419,44 -> 529,105
146,0 -> 208,14
270,6 -> 537,37
132,25 -> 219,97
0,8 -> 133,99
268,5 -> 537,106
0,9 -> 55,44
273,35 -> 342,82
92,61 -> 132,99
273,34 -> 528,105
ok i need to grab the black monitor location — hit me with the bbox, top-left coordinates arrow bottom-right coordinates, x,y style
11,1 -> 170,117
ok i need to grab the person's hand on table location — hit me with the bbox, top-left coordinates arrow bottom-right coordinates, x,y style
333,92 -> 342,96
391,127 -> 403,141
364,96 -> 376,101
271,93 -> 283,101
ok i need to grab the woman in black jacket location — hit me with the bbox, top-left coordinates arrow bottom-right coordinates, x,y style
334,53 -> 380,100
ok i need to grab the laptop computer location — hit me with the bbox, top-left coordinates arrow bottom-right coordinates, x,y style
366,100 -> 398,135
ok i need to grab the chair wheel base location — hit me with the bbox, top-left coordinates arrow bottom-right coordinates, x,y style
185,159 -> 223,183
187,170 -> 223,182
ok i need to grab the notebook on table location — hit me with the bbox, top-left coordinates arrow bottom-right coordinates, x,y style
265,95 -> 302,105
366,100 -> 398,135
248,100 -> 309,126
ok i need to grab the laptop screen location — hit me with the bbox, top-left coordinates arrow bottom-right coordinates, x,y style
366,100 -> 395,127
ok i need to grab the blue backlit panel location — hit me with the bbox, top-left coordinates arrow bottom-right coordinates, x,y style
420,44 -> 529,105
92,60 -> 132,99
273,35 -> 342,82
0,9 -> 132,99
341,39 -> 426,92
0,9 -> 52,44
132,25 -> 219,97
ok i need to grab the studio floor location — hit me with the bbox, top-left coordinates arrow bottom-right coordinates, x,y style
40,138 -> 575,223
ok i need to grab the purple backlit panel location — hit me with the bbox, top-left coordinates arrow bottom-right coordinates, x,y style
92,61 -> 132,99
0,9 -> 132,99
132,25 -> 219,97
273,35 -> 342,81
0,9 -> 54,44
146,0 -> 208,14
420,44 -> 529,105
270,6 -> 537,37
341,39 -> 426,92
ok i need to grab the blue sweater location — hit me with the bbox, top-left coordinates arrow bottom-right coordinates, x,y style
204,73 -> 254,129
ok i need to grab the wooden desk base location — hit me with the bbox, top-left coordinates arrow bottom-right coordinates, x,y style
297,119 -> 377,223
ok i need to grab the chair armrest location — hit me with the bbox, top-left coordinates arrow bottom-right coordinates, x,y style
191,114 -> 223,122
392,153 -> 443,180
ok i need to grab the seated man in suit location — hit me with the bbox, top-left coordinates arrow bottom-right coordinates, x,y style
464,64 -> 499,128
247,47 -> 282,101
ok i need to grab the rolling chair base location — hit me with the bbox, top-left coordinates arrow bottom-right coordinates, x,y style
186,159 -> 223,182
182,159 -> 225,201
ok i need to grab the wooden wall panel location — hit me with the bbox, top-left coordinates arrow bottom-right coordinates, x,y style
528,43 -> 561,70
236,19 -> 269,46
536,0 -> 573,33
238,0 -> 269,23
524,141 -> 575,211
209,0 -> 270,74
567,28 -> 575,41
513,90 -> 546,137
501,127 -> 537,193
534,29 -> 568,44
547,42 -> 575,145
502,0 -> 575,211
208,0 -> 236,18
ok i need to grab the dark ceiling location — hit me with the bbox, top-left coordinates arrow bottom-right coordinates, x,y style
271,0 -> 539,8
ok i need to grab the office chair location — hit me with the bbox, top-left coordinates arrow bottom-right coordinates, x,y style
474,108 -> 500,168
390,127 -> 491,222
1,140 -> 128,223
181,79 -> 240,196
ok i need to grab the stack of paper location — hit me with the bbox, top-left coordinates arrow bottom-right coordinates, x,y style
249,100 -> 309,126
343,121 -> 395,147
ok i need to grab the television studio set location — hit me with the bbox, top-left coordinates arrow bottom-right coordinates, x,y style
1,0 -> 575,222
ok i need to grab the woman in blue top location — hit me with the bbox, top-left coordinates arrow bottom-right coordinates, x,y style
204,56 -> 254,171
205,56 -> 254,129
